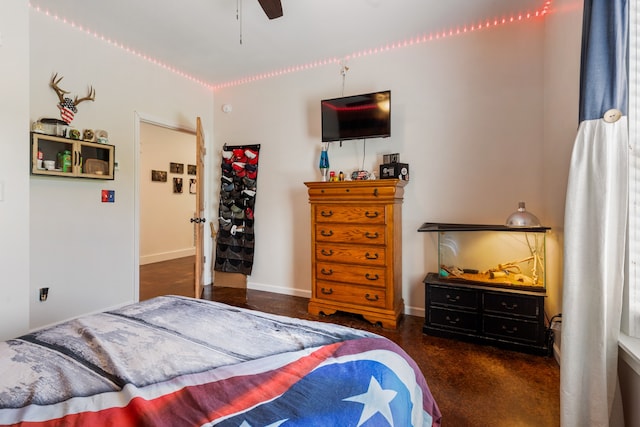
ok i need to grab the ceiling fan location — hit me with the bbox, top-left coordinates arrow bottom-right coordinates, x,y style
257,0 -> 283,19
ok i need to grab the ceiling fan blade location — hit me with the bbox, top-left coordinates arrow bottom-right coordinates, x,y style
257,0 -> 283,19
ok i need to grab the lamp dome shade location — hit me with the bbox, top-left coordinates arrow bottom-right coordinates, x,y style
505,202 -> 541,227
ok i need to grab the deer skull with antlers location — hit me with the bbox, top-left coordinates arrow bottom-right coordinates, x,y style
50,73 -> 95,124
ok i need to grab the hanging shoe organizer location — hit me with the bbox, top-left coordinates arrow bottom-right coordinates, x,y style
214,143 -> 260,275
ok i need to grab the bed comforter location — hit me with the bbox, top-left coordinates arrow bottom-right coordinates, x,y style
0,296 -> 441,426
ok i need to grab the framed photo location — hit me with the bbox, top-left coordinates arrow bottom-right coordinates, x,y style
173,177 -> 183,193
170,162 -> 184,174
151,170 -> 167,182
189,178 -> 196,194
188,164 -> 197,175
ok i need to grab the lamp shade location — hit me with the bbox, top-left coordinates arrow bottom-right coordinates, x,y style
505,202 -> 541,227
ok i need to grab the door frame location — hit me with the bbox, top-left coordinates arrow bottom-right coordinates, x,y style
134,111 -> 202,301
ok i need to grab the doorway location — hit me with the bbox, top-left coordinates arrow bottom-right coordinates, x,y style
138,120 -> 197,300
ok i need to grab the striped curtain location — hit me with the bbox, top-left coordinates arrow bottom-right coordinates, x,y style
560,0 -> 629,426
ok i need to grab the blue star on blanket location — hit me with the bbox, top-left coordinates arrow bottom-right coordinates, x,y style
212,357 -> 429,427
344,377 -> 398,426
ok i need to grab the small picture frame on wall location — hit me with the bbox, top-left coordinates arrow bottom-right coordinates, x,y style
188,164 -> 197,175
170,162 -> 184,174
189,178 -> 196,194
173,177 -> 183,193
151,170 -> 167,182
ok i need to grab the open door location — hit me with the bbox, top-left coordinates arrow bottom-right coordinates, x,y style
193,117 -> 205,298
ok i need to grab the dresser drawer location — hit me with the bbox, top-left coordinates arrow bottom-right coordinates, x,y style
483,315 -> 542,344
316,262 -> 386,287
315,224 -> 386,245
483,292 -> 541,319
315,205 -> 386,224
316,243 -> 386,266
428,285 -> 478,310
428,307 -> 478,333
308,183 -> 402,201
316,281 -> 387,308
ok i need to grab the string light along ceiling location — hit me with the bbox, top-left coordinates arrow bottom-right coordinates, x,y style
29,1 -> 552,92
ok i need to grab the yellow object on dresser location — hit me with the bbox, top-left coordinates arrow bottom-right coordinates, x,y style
305,179 -> 407,329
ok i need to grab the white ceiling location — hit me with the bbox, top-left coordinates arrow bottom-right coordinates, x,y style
29,0 -> 548,88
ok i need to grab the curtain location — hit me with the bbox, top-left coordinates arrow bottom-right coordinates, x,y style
214,144 -> 260,275
560,0 -> 629,426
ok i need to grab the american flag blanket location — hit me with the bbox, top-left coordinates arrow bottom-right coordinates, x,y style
0,296 -> 441,426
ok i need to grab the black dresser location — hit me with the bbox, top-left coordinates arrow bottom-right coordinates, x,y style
423,273 -> 548,355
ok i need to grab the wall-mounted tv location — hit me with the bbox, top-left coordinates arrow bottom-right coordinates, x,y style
321,90 -> 391,142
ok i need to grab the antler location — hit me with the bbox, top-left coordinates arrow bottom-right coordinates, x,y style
74,86 -> 96,106
50,73 -> 69,104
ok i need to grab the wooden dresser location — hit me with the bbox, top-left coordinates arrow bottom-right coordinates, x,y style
305,179 -> 407,328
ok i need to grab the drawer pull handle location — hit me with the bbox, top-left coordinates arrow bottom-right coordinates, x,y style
501,325 -> 518,334
365,252 -> 379,260
320,210 -> 333,217
365,293 -> 379,301
321,268 -> 333,275
321,287 -> 333,295
321,249 -> 334,256
445,315 -> 460,325
365,273 -> 379,281
321,230 -> 334,237
446,294 -> 461,303
373,188 -> 378,197
501,302 -> 518,310
365,232 -> 379,239
365,211 -> 379,218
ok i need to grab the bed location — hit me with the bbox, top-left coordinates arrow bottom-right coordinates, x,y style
0,295 -> 441,426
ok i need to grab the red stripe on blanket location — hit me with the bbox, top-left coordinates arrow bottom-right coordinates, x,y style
9,342 -> 343,427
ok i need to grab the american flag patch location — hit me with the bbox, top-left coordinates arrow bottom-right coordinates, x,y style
58,98 -> 77,124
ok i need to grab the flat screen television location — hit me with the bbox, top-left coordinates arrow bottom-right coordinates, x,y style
321,90 -> 391,142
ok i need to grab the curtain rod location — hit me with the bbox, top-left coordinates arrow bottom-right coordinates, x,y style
223,143 -> 261,150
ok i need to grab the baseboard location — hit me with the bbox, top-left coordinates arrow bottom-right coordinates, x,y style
553,341 -> 561,365
404,305 -> 425,317
247,281 -> 311,298
140,248 -> 195,265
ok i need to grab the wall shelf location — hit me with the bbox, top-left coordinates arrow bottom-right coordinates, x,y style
31,132 -> 115,180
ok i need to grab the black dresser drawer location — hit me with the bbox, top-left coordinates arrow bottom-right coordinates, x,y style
428,307 -> 478,333
483,292 -> 541,319
429,285 -> 478,310
483,315 -> 541,344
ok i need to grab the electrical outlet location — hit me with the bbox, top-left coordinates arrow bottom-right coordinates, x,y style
101,189 -> 115,203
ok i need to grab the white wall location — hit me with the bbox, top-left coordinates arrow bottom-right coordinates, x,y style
27,9 -> 214,330
542,0 -> 583,321
213,18 -> 550,314
140,122 -> 196,265
0,0 -> 30,341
